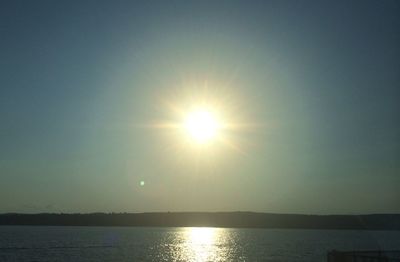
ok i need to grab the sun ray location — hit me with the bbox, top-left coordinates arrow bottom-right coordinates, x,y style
146,80 -> 260,160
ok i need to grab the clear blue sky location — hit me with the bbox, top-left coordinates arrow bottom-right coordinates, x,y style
1,0 -> 399,214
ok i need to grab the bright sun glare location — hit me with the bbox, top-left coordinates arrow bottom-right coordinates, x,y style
152,82 -> 251,153
184,110 -> 220,143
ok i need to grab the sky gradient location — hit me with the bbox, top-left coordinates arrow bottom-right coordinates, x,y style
1,0 -> 399,214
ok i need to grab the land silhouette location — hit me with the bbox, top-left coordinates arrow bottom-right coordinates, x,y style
1,212 -> 399,230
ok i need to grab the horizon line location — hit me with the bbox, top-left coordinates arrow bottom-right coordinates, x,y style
1,211 -> 399,216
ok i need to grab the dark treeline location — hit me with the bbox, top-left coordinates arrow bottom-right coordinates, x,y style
0,212 -> 399,230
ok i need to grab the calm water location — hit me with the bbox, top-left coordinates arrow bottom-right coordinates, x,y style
0,226 -> 399,261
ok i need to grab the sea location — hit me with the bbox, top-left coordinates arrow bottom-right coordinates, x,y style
0,226 -> 399,261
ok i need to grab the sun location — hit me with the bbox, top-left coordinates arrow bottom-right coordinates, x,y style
184,109 -> 220,143
150,81 -> 252,153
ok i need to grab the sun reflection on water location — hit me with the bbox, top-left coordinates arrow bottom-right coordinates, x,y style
164,227 -> 234,261
178,227 -> 228,262
186,227 -> 216,261
188,227 -> 215,245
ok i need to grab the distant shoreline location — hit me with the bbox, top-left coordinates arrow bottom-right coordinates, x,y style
1,212 -> 399,230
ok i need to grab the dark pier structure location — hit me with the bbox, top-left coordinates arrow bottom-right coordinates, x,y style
327,250 -> 400,262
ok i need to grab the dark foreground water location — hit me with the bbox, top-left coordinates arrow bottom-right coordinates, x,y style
0,226 -> 399,261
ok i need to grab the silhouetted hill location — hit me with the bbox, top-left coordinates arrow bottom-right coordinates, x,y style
0,212 -> 399,230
